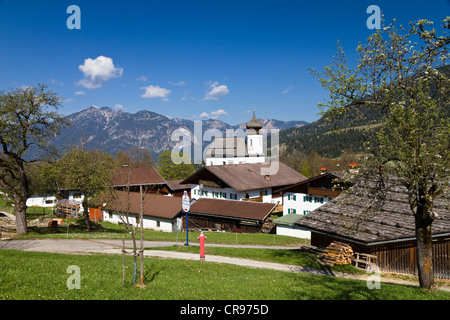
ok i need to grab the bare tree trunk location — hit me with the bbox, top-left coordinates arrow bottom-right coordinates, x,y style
122,237 -> 126,286
415,203 -> 434,289
82,200 -> 91,232
139,185 -> 145,286
132,231 -> 137,284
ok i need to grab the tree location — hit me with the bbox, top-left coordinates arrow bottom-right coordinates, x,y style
115,147 -> 155,168
310,18 -> 450,289
0,84 -> 68,235
157,150 -> 195,180
56,148 -> 116,231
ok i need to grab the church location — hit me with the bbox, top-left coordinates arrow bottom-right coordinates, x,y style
204,111 -> 266,166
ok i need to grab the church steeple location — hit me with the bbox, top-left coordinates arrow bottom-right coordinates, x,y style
246,110 -> 263,134
246,110 -> 264,156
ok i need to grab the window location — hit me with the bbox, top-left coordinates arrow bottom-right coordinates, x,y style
156,221 -> 160,228
314,197 -> 324,204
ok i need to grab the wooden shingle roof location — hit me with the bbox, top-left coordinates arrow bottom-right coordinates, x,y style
294,177 -> 450,245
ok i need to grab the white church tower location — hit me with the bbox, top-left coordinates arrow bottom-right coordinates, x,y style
246,111 -> 264,157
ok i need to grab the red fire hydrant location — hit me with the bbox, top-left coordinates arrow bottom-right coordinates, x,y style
198,232 -> 207,260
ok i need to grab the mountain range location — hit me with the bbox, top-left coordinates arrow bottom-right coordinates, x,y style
53,106 -> 308,159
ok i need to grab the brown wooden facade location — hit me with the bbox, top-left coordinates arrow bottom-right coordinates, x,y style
311,232 -> 450,279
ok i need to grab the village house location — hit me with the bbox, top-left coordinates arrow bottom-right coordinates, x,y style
294,176 -> 450,278
110,166 -> 167,193
27,189 -> 85,217
102,190 -> 182,232
181,162 -> 307,207
272,171 -> 349,238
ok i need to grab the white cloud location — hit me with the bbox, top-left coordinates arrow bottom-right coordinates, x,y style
77,56 -> 123,89
51,79 -> 64,86
199,109 -> 228,119
140,85 -> 171,101
113,104 -> 125,111
282,86 -> 292,94
210,109 -> 228,118
203,81 -> 229,100
137,75 -> 148,82
168,80 -> 186,86
74,91 -> 86,95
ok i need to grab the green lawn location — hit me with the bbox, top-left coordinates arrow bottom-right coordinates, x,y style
1,249 -> 449,300
147,245 -> 363,274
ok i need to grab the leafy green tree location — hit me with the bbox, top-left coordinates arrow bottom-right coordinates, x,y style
56,148 -> 116,231
0,84 -> 68,234
157,150 -> 195,180
311,18 -> 450,289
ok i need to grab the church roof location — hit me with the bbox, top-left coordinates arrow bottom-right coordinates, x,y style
246,111 -> 263,130
205,137 -> 248,158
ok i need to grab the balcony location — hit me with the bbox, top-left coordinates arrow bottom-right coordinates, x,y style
307,187 -> 341,198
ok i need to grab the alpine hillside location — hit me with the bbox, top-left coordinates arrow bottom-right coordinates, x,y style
53,106 -> 308,158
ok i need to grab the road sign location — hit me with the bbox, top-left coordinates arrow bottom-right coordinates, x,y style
182,191 -> 190,246
182,191 -> 190,213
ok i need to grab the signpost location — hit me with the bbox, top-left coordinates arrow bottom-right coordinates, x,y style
182,191 -> 190,246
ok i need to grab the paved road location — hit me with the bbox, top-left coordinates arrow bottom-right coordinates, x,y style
1,238 -> 449,291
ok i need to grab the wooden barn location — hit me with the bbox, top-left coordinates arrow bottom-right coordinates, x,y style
295,178 -> 450,279
184,198 -> 277,233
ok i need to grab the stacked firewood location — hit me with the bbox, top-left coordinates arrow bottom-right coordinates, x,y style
318,241 -> 354,267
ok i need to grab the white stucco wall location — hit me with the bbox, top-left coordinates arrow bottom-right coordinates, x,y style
103,210 -> 177,232
190,184 -> 274,204
276,225 -> 311,239
283,192 -> 332,216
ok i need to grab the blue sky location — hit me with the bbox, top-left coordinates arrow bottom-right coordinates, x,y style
0,0 -> 448,125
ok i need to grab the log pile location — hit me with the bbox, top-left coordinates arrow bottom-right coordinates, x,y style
318,241 -> 354,267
